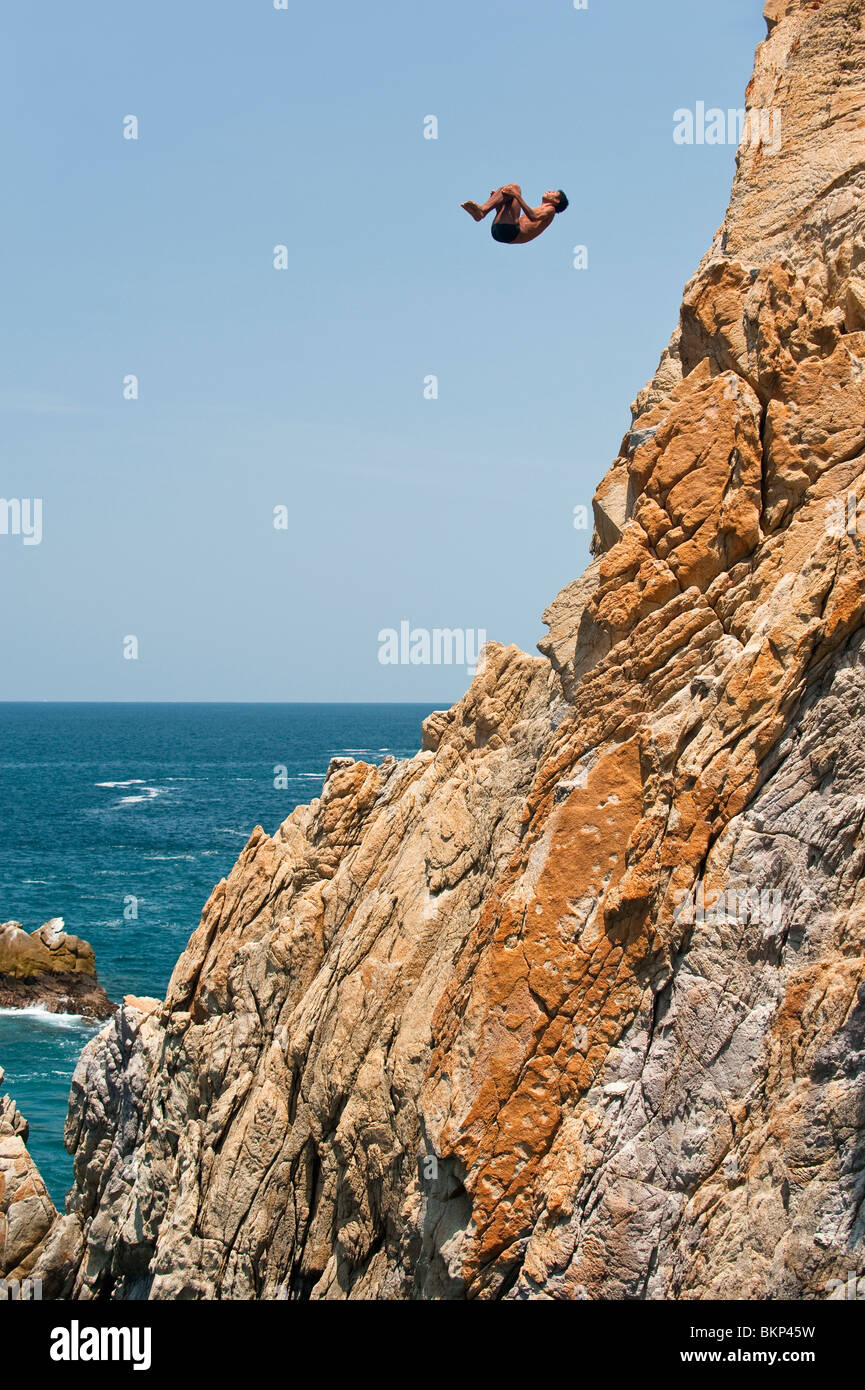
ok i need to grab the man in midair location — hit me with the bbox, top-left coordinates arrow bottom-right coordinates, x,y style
461,183 -> 569,245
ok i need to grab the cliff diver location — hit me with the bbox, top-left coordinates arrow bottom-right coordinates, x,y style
461,183 -> 569,245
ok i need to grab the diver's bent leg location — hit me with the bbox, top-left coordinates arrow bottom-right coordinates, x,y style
492,188 -> 520,228
463,187 -> 510,220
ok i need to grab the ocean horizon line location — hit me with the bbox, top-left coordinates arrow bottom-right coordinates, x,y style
0,699 -> 450,707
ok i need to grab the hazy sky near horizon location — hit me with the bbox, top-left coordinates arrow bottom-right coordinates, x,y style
1,0 -> 766,702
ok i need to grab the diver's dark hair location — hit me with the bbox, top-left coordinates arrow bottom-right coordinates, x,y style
555,190 -> 569,213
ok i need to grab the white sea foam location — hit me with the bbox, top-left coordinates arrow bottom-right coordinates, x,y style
116,786 -> 162,806
95,780 -> 147,788
0,1005 -> 88,1027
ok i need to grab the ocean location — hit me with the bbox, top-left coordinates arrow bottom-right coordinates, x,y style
0,702 -> 436,1204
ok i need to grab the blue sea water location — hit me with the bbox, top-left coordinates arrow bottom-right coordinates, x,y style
0,702 -> 436,1205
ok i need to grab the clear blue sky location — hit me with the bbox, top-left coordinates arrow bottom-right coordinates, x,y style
0,0 -> 766,701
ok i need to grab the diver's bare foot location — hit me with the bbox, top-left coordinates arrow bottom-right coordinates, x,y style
461,200 -> 484,221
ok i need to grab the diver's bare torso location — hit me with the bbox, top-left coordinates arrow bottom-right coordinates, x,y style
512,203 -> 557,243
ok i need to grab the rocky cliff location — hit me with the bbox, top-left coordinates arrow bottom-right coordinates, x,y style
0,1067 -> 58,1289
5,0 -> 865,1300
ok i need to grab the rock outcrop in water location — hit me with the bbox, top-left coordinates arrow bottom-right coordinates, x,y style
0,919 -> 115,1020
7,0 -> 865,1300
